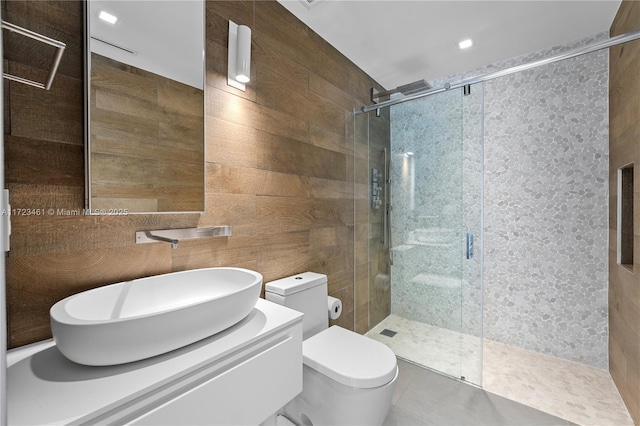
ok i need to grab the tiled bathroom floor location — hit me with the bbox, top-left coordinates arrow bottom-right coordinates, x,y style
386,359 -> 571,425
484,339 -> 633,426
369,315 -> 633,426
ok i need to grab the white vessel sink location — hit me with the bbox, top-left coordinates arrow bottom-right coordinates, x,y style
50,267 -> 262,366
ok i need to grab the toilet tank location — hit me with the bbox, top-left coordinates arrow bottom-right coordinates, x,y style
265,272 -> 328,340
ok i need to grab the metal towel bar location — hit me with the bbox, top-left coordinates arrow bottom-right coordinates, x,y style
2,20 -> 66,90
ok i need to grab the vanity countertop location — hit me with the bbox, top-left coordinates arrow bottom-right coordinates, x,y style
8,298 -> 303,425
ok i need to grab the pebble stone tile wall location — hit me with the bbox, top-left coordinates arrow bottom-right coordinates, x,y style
388,69 -> 484,381
389,88 -> 483,333
389,89 -> 465,330
387,32 -> 609,369
482,35 -> 609,369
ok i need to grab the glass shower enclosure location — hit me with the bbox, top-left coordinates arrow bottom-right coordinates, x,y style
354,85 -> 484,385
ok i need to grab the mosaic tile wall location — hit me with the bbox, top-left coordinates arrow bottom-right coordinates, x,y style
389,89 -> 465,329
388,85 -> 484,381
389,87 -> 484,328
482,36 -> 609,369
388,33 -> 609,369
460,85 -> 484,349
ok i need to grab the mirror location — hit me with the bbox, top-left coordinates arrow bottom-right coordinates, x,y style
86,0 -> 205,213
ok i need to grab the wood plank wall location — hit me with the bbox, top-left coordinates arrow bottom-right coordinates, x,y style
610,1 -> 640,423
369,111 -> 392,329
90,53 -> 205,212
3,0 -> 386,348
353,108 -> 391,334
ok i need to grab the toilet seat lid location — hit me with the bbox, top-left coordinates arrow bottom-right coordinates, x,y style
303,326 -> 397,389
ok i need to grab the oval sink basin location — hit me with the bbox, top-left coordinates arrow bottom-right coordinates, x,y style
50,267 -> 262,366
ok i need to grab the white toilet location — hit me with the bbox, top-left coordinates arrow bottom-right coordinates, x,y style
265,272 -> 398,426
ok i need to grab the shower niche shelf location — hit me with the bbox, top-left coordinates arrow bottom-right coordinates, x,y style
617,163 -> 634,272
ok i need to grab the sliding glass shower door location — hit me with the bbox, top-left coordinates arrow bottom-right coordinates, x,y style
355,85 -> 483,386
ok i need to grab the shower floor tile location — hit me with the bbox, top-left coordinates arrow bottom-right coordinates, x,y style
484,339 -> 633,426
367,314 -> 483,384
368,315 -> 633,426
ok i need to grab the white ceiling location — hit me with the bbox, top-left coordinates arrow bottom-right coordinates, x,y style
89,0 -> 204,89
277,0 -> 622,90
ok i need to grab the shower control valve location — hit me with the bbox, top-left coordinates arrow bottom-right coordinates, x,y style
371,168 -> 383,210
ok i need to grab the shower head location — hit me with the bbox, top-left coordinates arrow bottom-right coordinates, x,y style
396,79 -> 432,95
371,79 -> 433,103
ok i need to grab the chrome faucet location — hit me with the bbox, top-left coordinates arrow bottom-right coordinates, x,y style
136,226 -> 231,248
144,231 -> 179,249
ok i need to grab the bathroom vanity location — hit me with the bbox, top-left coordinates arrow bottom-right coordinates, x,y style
7,299 -> 303,425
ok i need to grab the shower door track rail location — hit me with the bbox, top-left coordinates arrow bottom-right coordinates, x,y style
358,29 -> 640,114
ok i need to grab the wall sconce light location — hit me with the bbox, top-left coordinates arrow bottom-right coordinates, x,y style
228,20 -> 252,91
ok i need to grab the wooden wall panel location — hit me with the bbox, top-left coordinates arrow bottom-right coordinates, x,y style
90,53 -> 204,212
9,63 -> 83,146
351,107 -> 392,334
4,0 -> 385,348
610,1 -> 640,423
3,2 -> 83,79
5,135 -> 84,186
368,108 -> 391,329
207,88 -> 309,143
7,245 -> 171,346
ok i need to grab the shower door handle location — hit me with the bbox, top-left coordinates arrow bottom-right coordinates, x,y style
466,232 -> 474,260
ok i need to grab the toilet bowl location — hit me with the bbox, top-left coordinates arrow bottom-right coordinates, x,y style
265,272 -> 397,426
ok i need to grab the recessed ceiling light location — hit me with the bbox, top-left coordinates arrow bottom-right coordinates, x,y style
458,39 -> 473,50
99,10 -> 118,25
